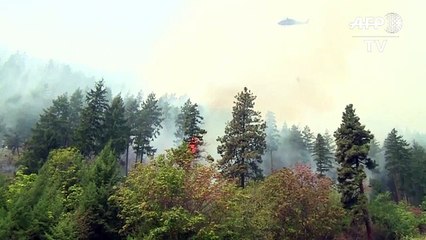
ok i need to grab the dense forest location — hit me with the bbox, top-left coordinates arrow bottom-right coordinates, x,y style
2,55 -> 426,240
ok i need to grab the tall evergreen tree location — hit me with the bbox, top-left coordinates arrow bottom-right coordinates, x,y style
323,130 -> 336,162
158,95 -> 180,130
77,143 -> 122,239
312,133 -> 333,176
334,104 -> 375,240
368,137 -> 381,160
408,142 -> 426,204
264,111 -> 279,174
76,80 -> 109,156
133,93 -> 163,162
323,130 -> 335,151
217,87 -> 266,188
287,125 -> 310,164
104,95 -> 129,157
21,94 -> 71,172
175,99 -> 207,150
323,130 -> 338,179
69,88 -> 84,144
384,128 -> 411,202
124,94 -> 142,173
367,136 -> 386,196
302,125 -> 315,152
279,122 -> 289,142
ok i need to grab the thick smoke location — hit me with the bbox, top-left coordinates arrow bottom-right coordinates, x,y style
1,52 -> 426,178
0,53 -> 97,144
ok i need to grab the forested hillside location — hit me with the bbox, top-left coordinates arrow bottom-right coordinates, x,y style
1,76 -> 426,239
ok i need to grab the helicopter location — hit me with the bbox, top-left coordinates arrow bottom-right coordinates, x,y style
278,17 -> 309,26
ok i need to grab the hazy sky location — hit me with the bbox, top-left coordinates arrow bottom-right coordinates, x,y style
1,0 -> 425,141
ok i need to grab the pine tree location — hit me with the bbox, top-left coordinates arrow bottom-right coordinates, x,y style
323,130 -> 337,179
408,142 -> 426,204
76,80 -> 109,156
69,88 -> 84,144
323,130 -> 335,152
104,95 -> 129,157
312,133 -> 333,176
334,104 -> 375,240
175,99 -> 207,152
265,111 -> 279,174
133,93 -> 163,162
280,122 -> 289,141
217,87 -> 266,188
77,143 -> 122,239
124,94 -> 142,173
21,94 -> 71,172
368,137 -> 381,160
323,130 -> 336,162
384,128 -> 411,202
302,125 -> 315,152
287,125 -> 310,164
158,95 -> 180,130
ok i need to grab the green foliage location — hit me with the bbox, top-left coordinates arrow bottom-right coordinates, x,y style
46,213 -> 79,240
111,144 -> 237,239
369,137 -> 382,160
323,130 -> 336,155
133,93 -> 163,162
264,111 -> 279,175
334,104 -> 375,209
313,133 -> 333,176
76,79 -> 109,156
265,111 -> 279,152
406,142 -> 426,204
69,88 -> 84,144
384,128 -> 411,202
5,74 -> 426,240
124,93 -> 143,174
286,125 -> 311,164
21,94 -> 72,173
0,146 -> 122,239
104,95 -> 129,156
5,168 -> 37,206
334,104 -> 375,239
217,87 -> 266,188
175,99 -> 207,146
0,149 -> 82,239
0,174 -> 8,209
369,192 -> 420,239
77,143 -> 122,239
246,165 -> 345,239
301,125 -> 315,152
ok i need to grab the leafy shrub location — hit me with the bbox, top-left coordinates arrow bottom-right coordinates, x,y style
369,192 -> 420,239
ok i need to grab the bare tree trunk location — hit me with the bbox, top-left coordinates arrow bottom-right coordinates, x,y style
240,154 -> 245,188
362,208 -> 373,240
240,145 -> 246,188
240,172 -> 245,188
393,173 -> 401,202
140,146 -> 144,164
360,181 -> 373,240
125,140 -> 129,176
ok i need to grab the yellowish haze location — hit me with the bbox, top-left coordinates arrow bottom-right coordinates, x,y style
141,0 -> 426,140
1,0 -> 424,141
